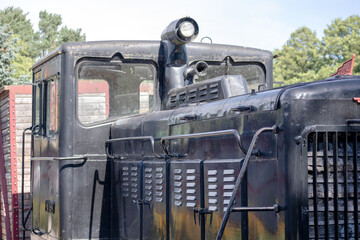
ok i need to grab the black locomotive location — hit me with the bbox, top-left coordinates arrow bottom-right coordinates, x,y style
25,17 -> 360,239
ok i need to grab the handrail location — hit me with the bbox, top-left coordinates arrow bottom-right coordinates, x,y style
105,136 -> 164,159
160,129 -> 247,157
31,155 -> 88,161
21,125 -> 42,238
22,127 -> 34,238
216,125 -> 278,240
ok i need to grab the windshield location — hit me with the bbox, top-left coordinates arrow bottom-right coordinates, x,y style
77,59 -> 156,125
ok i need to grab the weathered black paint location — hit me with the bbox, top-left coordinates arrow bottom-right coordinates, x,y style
28,19 -> 360,240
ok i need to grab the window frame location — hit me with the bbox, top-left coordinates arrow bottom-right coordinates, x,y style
32,71 -> 59,139
75,57 -> 157,127
189,60 -> 267,92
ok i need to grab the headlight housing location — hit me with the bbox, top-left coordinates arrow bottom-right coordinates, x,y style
161,17 -> 199,45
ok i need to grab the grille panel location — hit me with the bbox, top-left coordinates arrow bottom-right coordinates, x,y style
167,83 -> 221,109
308,131 -> 360,240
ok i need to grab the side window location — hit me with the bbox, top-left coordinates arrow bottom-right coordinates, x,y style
192,60 -> 266,92
46,78 -> 59,137
32,71 -> 59,138
33,71 -> 42,129
77,59 -> 156,125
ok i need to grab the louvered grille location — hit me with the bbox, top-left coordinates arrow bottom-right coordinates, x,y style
308,131 -> 360,240
168,83 -> 220,109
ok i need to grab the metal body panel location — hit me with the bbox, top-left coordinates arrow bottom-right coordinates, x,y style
29,31 -> 360,240
169,159 -> 202,240
278,77 -> 360,240
115,159 -> 141,239
114,158 -> 167,240
38,160 -> 59,236
142,160 -> 167,239
203,159 -> 244,240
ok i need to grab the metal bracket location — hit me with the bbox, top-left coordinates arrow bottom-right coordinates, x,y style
193,208 -> 213,225
133,199 -> 151,211
231,105 -> 253,113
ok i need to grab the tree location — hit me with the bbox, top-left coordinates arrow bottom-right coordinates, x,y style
273,15 -> 360,85
0,6 -> 87,85
0,25 -> 17,86
11,38 -> 33,84
36,10 -> 86,58
58,26 -> 86,45
322,15 -> 360,74
273,27 -> 322,85
0,7 -> 37,58
37,10 -> 63,57
0,7 -> 36,83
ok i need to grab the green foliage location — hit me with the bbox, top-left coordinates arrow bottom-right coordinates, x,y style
0,25 -> 17,86
0,7 -> 34,43
0,6 -> 86,85
11,38 -> 34,84
274,15 -> 360,85
37,10 -> 62,57
274,27 -> 322,84
36,10 -> 86,58
0,7 -> 37,59
58,26 -> 86,45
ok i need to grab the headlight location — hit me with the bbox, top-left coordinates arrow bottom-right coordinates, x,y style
161,17 -> 199,45
178,21 -> 195,38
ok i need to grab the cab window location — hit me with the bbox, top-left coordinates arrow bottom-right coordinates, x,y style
77,59 -> 156,125
192,59 -> 266,92
33,71 -> 59,138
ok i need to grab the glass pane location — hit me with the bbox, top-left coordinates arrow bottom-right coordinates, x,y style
34,71 -> 42,129
77,60 -> 156,125
78,80 -> 109,124
48,79 -> 58,137
193,61 -> 265,92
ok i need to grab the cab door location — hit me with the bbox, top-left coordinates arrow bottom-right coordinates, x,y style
32,67 -> 60,237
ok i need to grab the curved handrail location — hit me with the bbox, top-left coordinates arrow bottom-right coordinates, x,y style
105,136 -> 164,159
160,129 -> 247,158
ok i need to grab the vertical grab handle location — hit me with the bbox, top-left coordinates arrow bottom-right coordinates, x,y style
216,125 -> 278,240
22,125 -> 43,238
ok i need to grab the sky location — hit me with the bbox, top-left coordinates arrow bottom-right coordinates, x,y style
1,0 -> 360,51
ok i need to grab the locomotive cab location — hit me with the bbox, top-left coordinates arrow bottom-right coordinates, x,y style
27,17 -> 360,240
